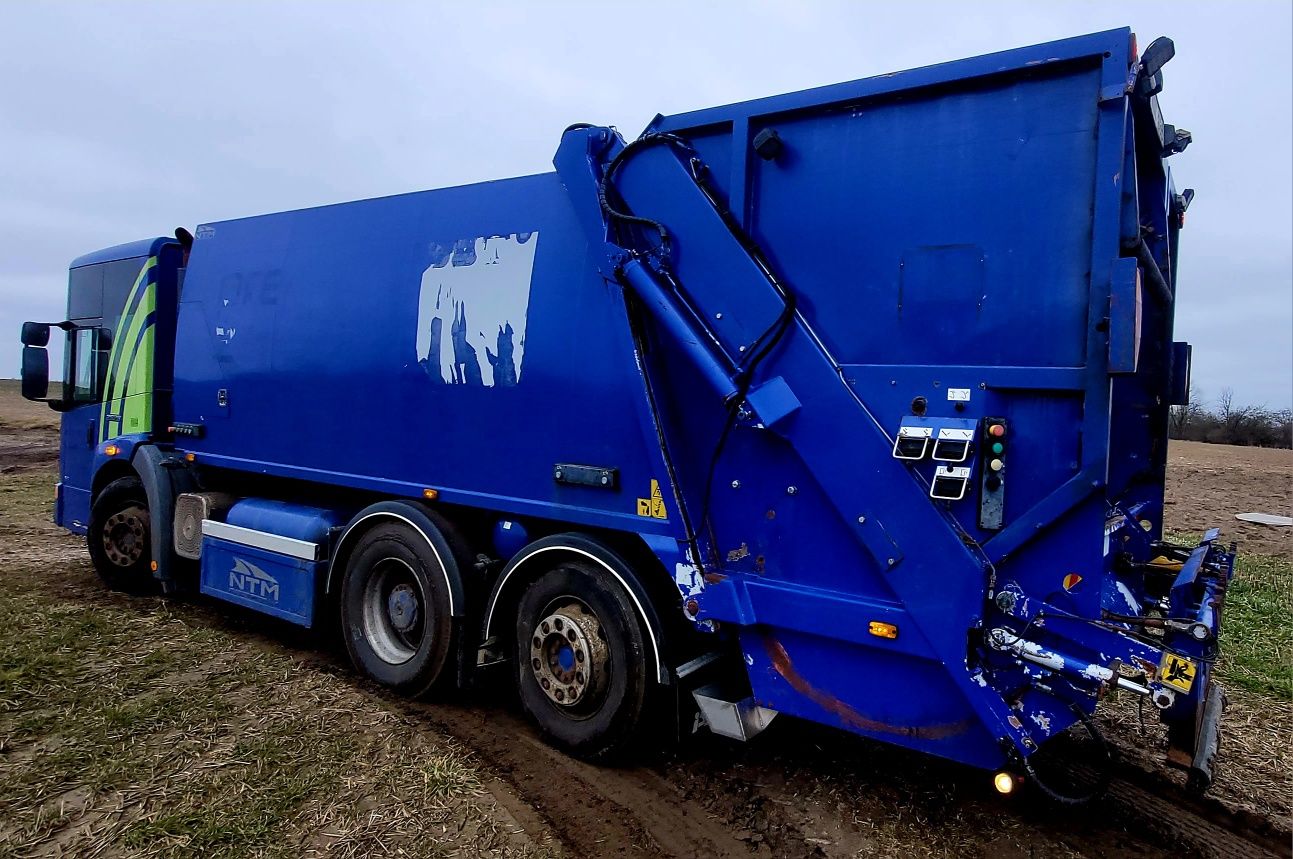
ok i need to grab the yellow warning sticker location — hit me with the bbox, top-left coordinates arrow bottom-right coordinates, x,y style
636,479 -> 668,519
1159,652 -> 1197,693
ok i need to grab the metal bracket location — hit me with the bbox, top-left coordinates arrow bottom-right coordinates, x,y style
692,684 -> 778,741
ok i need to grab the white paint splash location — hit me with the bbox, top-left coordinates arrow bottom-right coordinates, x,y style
674,562 -> 703,598
1114,581 -> 1141,614
415,233 -> 539,387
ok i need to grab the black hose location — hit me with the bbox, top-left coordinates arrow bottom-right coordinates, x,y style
1020,704 -> 1114,806
598,130 -> 800,555
1127,238 -> 1174,306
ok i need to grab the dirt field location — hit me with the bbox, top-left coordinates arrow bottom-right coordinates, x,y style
1,382 -> 1290,858
1166,440 -> 1292,560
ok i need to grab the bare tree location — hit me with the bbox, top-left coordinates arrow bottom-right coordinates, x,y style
1169,385 -> 1290,448
1169,382 -> 1203,438
1217,387 -> 1234,422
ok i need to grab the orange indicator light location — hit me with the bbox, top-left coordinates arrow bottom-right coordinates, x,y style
423,488 -> 439,500
868,621 -> 899,640
103,444 -> 120,457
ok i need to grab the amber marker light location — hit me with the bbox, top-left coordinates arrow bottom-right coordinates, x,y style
868,621 -> 898,640
423,488 -> 439,500
185,453 -> 197,462
103,444 -> 120,457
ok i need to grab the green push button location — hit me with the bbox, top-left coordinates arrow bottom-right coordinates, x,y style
991,442 -> 1004,455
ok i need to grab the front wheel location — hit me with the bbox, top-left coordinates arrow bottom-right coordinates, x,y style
87,476 -> 157,593
514,561 -> 654,762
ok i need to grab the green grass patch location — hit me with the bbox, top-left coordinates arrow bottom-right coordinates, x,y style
1166,530 -> 1292,701
1217,551 -> 1292,700
121,724 -> 353,858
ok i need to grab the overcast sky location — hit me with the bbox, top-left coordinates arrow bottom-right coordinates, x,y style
3,1 -> 1289,408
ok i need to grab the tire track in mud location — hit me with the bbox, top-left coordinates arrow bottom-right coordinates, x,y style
407,699 -> 749,858
1105,765 -> 1291,859
404,686 -> 1291,859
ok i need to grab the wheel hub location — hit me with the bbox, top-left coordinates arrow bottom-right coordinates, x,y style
102,506 -> 147,567
387,584 -> 419,632
360,559 -> 426,665
530,601 -> 608,707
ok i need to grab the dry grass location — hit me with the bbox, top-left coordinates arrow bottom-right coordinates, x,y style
0,380 -> 60,434
0,466 -> 561,859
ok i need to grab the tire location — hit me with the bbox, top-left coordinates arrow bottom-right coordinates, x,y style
340,522 -> 457,697
87,476 -> 158,593
514,561 -> 654,762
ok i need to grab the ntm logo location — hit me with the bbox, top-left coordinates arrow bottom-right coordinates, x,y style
228,558 -> 280,603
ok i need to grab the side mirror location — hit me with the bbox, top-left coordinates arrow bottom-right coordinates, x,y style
20,345 -> 49,401
21,321 -> 50,347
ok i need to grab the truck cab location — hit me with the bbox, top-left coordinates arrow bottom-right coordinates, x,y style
20,237 -> 183,533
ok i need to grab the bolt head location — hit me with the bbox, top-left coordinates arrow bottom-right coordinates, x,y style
786,486 -> 798,495
731,479 -> 741,489
857,516 -> 866,524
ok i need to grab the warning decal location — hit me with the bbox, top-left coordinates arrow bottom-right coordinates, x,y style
637,479 -> 668,519
1159,652 -> 1197,693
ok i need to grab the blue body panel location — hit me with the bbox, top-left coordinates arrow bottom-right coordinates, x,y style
172,174 -> 679,541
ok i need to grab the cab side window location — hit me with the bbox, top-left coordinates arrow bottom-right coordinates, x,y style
67,256 -> 145,332
67,265 -> 104,321
70,328 -> 100,403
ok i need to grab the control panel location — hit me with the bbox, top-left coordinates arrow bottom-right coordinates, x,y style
978,417 -> 1007,530
892,416 -> 978,503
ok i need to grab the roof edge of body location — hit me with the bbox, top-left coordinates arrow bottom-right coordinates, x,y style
71,236 -> 173,269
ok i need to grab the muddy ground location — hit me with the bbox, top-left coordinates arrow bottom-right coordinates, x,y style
1,383 -> 1289,858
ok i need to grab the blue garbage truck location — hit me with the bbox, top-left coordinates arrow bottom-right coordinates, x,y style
20,28 -> 1231,799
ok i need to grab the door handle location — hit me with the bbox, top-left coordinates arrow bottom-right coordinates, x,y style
86,418 -> 96,446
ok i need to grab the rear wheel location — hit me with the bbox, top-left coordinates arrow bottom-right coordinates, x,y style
340,522 -> 456,697
514,561 -> 654,762
87,476 -> 157,593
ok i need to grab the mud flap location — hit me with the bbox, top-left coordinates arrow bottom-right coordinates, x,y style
1188,681 -> 1225,793
1167,678 -> 1226,793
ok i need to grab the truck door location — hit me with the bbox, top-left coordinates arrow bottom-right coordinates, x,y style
56,323 -> 111,531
